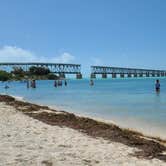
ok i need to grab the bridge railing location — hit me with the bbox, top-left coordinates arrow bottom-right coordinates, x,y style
91,66 -> 166,74
0,63 -> 81,74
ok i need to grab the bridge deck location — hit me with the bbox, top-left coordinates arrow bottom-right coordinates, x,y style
0,62 -> 81,74
91,66 -> 166,74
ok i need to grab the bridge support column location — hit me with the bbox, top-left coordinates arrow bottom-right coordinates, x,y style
157,73 -> 160,77
59,73 -> 65,79
90,73 -> 96,79
127,73 -> 132,78
152,73 -> 155,77
102,73 -> 107,78
146,73 -> 150,77
76,73 -> 82,79
139,73 -> 143,77
120,73 -> 124,78
161,73 -> 164,77
134,73 -> 137,77
112,73 -> 117,78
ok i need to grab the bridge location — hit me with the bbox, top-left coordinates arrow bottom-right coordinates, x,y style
0,62 -> 82,79
91,66 -> 166,78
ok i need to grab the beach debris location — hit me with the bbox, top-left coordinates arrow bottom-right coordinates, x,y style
41,160 -> 53,166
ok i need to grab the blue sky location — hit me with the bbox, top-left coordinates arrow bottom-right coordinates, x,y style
0,0 -> 166,74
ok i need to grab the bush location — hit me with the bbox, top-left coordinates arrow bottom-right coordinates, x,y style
11,67 -> 26,77
0,70 -> 12,81
29,66 -> 50,75
47,73 -> 59,80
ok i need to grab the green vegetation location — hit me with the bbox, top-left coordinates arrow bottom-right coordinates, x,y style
0,66 -> 59,81
29,66 -> 50,75
11,67 -> 26,76
47,73 -> 59,80
0,70 -> 12,81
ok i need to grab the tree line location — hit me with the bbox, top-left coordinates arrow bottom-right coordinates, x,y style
0,66 -> 59,81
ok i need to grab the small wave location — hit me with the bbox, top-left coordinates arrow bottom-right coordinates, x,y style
11,95 -> 24,101
0,93 -> 24,101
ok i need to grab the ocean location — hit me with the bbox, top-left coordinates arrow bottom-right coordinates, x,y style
1,77 -> 166,139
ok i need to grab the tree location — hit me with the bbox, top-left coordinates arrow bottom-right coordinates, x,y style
0,70 -> 12,81
47,73 -> 59,80
29,66 -> 50,75
11,67 -> 26,77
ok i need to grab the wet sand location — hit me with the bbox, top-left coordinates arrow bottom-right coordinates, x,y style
0,95 -> 166,165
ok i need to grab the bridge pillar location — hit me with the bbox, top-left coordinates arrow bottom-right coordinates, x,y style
161,73 -> 164,77
120,73 -> 124,78
76,73 -> 82,79
127,73 -> 132,78
134,73 -> 137,77
146,73 -> 150,77
112,73 -> 117,78
59,73 -> 66,79
157,73 -> 160,77
102,73 -> 107,78
90,73 -> 96,79
152,73 -> 155,77
139,73 -> 143,77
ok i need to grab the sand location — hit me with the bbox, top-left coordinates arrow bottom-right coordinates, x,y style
0,102 -> 166,166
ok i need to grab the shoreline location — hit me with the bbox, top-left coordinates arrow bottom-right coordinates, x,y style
0,94 -> 166,163
1,94 -> 163,140
50,106 -> 166,141
8,94 -> 166,140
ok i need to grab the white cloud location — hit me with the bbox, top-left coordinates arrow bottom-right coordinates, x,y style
0,46 -> 75,63
52,52 -> 75,63
0,46 -> 36,62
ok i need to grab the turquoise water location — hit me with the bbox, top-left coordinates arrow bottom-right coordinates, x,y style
1,78 -> 166,138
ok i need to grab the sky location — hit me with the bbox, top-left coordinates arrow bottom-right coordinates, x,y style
0,0 -> 166,75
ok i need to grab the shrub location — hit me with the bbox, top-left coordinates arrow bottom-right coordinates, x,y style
47,73 -> 59,80
29,66 -> 50,75
11,67 -> 26,77
0,70 -> 12,81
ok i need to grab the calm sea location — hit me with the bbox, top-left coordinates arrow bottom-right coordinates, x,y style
1,78 -> 166,139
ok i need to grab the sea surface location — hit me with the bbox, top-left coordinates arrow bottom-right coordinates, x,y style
1,78 -> 166,139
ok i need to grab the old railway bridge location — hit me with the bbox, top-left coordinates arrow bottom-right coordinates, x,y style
0,63 -> 166,79
90,66 -> 166,78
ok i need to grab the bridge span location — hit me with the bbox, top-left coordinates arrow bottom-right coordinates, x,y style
0,62 -> 82,79
91,66 -> 166,78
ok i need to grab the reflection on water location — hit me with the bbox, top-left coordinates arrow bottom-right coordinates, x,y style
0,78 -> 166,138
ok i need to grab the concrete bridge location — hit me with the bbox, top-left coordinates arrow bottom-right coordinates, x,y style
0,62 -> 82,79
91,66 -> 166,78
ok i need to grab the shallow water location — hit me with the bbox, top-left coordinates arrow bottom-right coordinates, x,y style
1,78 -> 166,138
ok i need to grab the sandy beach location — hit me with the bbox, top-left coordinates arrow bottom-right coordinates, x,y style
0,95 -> 166,166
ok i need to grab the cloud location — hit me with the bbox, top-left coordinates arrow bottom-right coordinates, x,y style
52,52 -> 75,63
0,46 -> 36,62
0,46 -> 75,63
